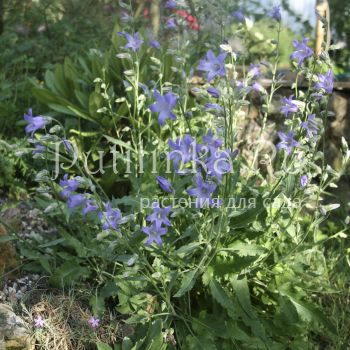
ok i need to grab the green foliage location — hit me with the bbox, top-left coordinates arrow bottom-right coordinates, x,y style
0,139 -> 32,198
0,0 -> 120,138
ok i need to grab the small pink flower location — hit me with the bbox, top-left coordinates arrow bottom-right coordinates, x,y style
88,316 -> 100,328
34,315 -> 45,328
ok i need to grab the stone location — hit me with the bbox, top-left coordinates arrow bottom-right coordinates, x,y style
0,304 -> 34,349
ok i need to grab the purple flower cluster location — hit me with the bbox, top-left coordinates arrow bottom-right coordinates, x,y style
156,176 -> 174,193
280,95 -> 299,117
88,316 -> 100,328
198,50 -> 227,82
207,87 -> 220,98
142,204 -> 172,246
166,129 -> 235,208
232,9 -> 245,23
24,108 -> 49,137
166,18 -> 177,29
187,175 -> 218,208
290,38 -> 313,66
168,134 -> 196,171
165,0 -> 177,9
248,64 -> 261,79
59,174 -> 98,216
58,175 -> 131,236
117,32 -> 143,52
276,131 -> 299,155
99,202 -> 125,230
267,5 -> 282,21
149,89 -> 177,126
314,69 -> 333,94
301,114 -> 319,138
34,316 -> 45,328
168,130 -> 233,182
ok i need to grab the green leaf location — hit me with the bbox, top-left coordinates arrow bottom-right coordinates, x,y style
39,238 -> 66,248
39,258 -> 52,274
174,269 -> 197,297
61,232 -> 87,258
0,234 -> 16,243
122,337 -> 134,350
175,242 -> 202,256
89,91 -> 103,117
279,287 -> 336,334
104,135 -> 135,153
209,280 -> 234,312
230,276 -> 266,339
228,196 -> 265,228
143,320 -> 165,350
96,343 -> 113,350
50,261 -> 90,287
223,241 -> 267,256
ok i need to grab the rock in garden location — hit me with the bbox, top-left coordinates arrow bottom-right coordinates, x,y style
0,304 -> 34,349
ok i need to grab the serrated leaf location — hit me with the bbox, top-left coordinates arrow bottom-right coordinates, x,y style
224,241 -> 266,256
174,269 -> 197,297
209,280 -> 234,311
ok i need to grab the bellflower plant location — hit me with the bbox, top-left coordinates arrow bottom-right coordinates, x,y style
276,130 -> 299,154
207,87 -> 221,98
267,5 -> 282,21
232,9 -> 245,23
165,0 -> 177,9
149,90 -> 177,126
59,174 -> 80,198
301,114 -> 319,138
198,50 -> 226,82
290,37 -> 313,65
22,9 -> 347,349
315,69 -> 334,94
117,32 -> 143,52
99,203 -> 124,230
187,175 -> 218,208
67,193 -> 86,209
156,176 -> 174,193
280,95 -> 299,117
24,108 -> 49,136
146,205 -> 172,230
142,223 -> 168,246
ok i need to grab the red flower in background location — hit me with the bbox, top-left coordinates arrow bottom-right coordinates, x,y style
174,9 -> 200,30
143,1 -> 200,31
143,7 -> 150,19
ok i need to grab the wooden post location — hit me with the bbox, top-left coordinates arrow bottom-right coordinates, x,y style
315,0 -> 330,55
